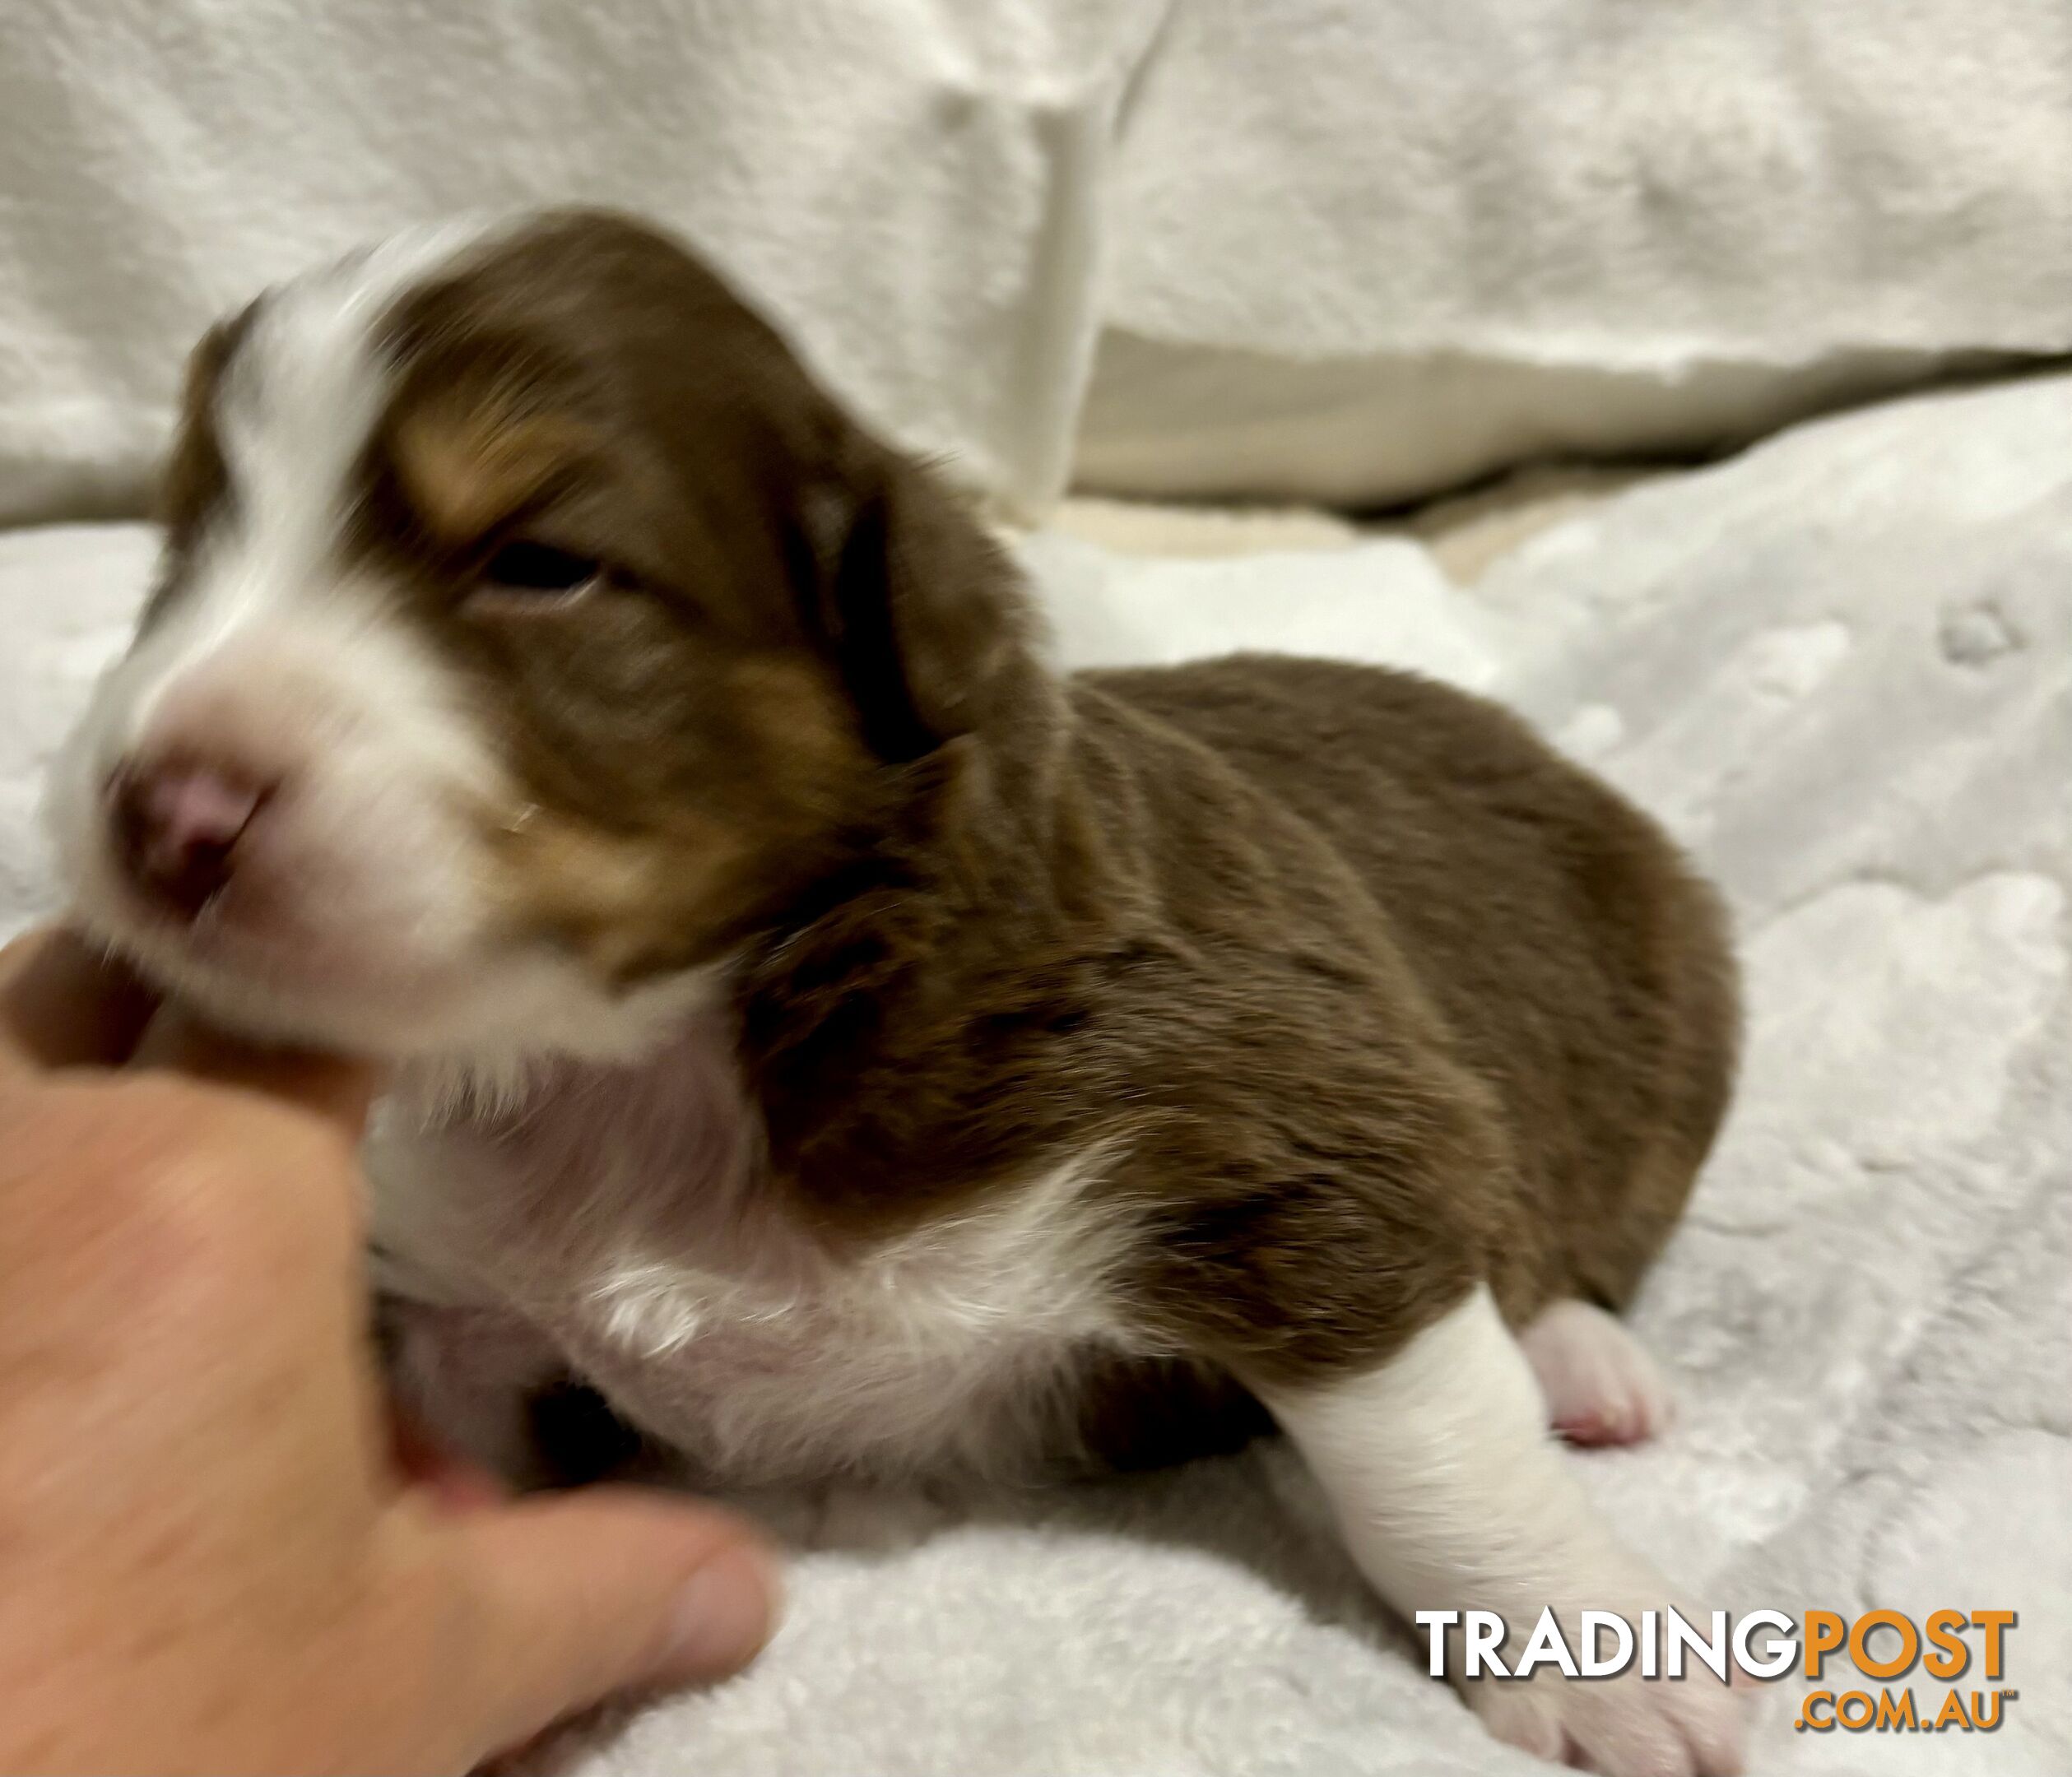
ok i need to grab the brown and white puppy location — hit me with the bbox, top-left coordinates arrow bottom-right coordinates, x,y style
47,211 -> 1743,1775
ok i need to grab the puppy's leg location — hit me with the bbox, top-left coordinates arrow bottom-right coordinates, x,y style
1521,1297 -> 1675,1448
1250,1286 -> 1742,1777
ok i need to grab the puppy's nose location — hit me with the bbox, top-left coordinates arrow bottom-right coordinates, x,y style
110,758 -> 272,919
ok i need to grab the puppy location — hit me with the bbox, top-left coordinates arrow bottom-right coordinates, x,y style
49,211 -> 1743,1775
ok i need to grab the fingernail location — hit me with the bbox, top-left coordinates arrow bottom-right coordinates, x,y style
663,1547 -> 779,1679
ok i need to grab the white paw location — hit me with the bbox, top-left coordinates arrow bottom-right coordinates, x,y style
1520,1300 -> 1675,1448
1463,1580 -> 1747,1777
1471,1663 -> 1744,1776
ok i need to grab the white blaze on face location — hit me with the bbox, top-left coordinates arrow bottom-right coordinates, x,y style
43,224 -> 636,1062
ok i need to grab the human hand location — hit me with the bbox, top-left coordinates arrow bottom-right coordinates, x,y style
0,927 -> 778,1775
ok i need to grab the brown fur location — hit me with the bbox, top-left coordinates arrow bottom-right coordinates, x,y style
730,653 -> 1737,1393
161,210 -> 1740,1450
148,303 -> 254,627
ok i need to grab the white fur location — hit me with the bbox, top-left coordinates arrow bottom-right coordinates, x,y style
1257,1288 -> 1624,1617
1256,1288 -> 1744,1776
43,222 -> 697,1069
579,1145 -> 1134,1480
369,1009 -> 1141,1486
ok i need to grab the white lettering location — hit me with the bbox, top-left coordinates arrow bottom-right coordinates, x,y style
1666,1608 -> 1731,1681
1732,1608 -> 1797,1680
1464,1610 -> 1512,1677
1512,1606 -> 1581,1677
1413,1609 -> 1458,1677
1579,1609 -> 1635,1677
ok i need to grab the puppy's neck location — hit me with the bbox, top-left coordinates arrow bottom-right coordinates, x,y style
392,959 -> 738,1127
394,997 -> 759,1184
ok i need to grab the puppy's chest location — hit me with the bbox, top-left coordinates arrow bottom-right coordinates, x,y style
369,1051 -> 1126,1482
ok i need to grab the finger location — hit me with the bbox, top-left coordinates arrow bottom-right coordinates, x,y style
133,1004 -> 380,1134
447,1488 -> 780,1756
0,927 -> 157,1079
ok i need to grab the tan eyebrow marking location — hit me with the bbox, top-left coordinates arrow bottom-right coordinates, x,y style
389,390 -> 595,547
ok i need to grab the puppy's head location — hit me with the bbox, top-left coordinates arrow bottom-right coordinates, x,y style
48,211 -> 1034,1061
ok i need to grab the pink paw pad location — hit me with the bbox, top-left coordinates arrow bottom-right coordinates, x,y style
1520,1300 -> 1675,1449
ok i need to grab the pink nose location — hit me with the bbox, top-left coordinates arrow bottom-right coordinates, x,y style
110,759 -> 272,919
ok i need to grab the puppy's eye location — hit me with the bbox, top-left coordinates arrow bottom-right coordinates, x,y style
478,539 -> 600,596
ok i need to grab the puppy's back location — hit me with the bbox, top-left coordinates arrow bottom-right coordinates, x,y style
1084,654 -> 1739,1316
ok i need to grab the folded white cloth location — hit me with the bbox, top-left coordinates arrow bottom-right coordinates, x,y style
1081,0 -> 2072,502
6,2 -> 2071,520
2,369 -> 2066,1776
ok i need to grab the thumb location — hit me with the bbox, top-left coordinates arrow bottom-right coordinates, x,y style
134,1005 -> 379,1134
447,1487 -> 780,1756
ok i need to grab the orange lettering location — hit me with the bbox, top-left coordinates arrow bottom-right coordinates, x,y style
1850,1609 -> 1919,1680
1804,1610 -> 1846,1682
1971,1610 -> 2014,1680
1923,1608 -> 1968,1680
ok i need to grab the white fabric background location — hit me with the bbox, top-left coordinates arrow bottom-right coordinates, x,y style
1082,0 -> 2072,499
0,0 -> 1163,521
2,370 -> 2065,1777
4,1 -> 2071,517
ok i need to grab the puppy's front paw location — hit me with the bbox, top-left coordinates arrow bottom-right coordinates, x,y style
1465,1596 -> 1745,1776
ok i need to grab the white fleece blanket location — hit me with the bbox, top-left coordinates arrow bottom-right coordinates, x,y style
6,1 -> 2072,519
0,373 -> 2067,1774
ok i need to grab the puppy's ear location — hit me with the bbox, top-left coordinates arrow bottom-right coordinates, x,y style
798,452 -> 1034,764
